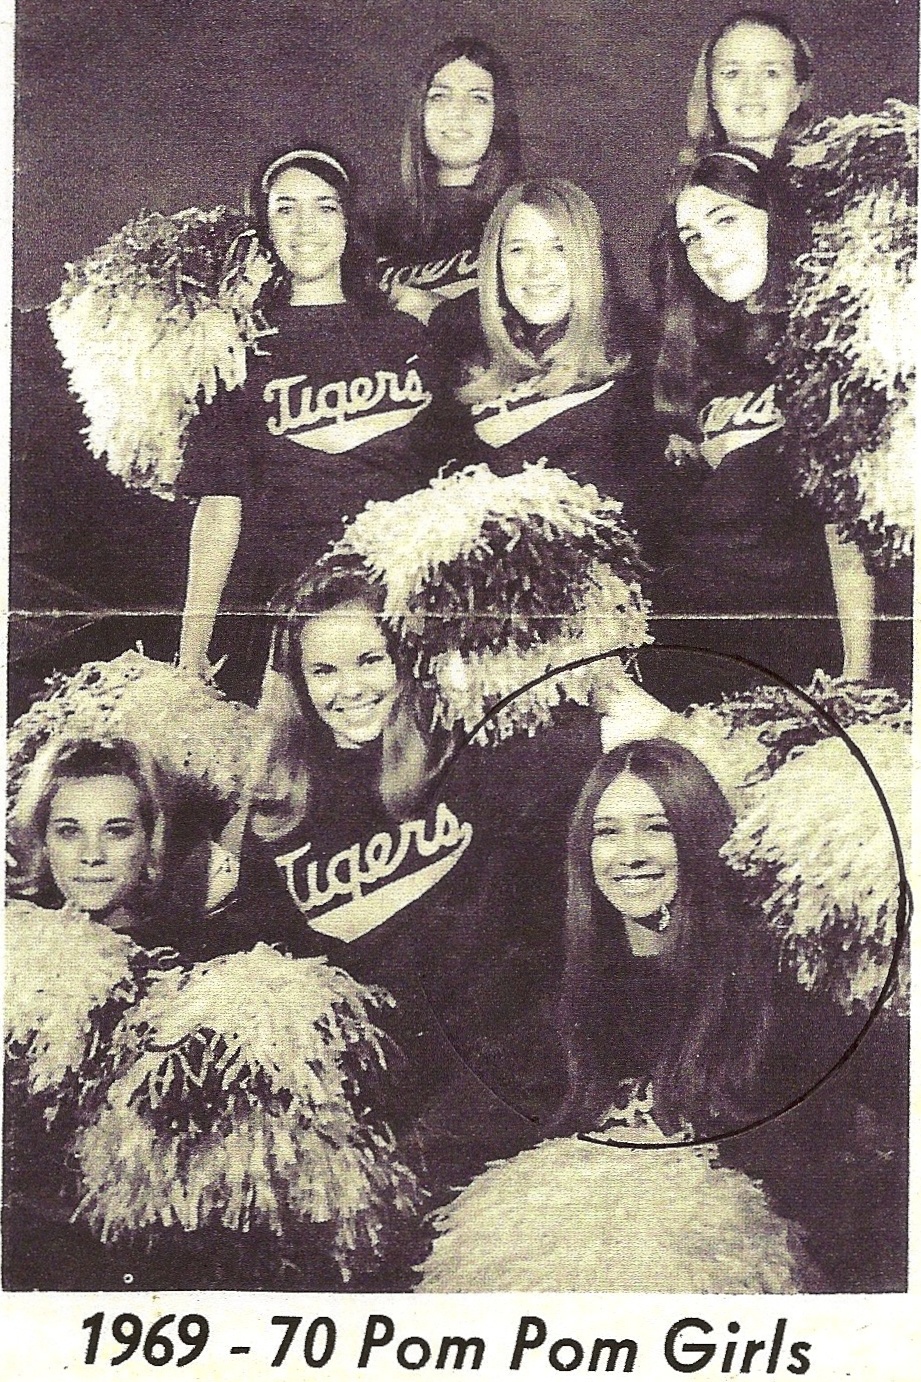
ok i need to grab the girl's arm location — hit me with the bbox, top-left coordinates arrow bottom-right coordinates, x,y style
179,494 -> 243,678
824,525 -> 875,681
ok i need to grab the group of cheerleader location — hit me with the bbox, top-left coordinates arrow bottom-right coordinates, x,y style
6,9 -> 914,1292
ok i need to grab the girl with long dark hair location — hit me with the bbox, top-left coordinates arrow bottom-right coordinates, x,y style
556,739 -> 772,1139
177,144 -> 444,695
650,147 -> 874,698
376,35 -> 522,323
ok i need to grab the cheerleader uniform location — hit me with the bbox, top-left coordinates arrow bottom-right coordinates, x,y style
222,704 -> 603,1188
178,302 -> 450,696
651,334 -> 840,705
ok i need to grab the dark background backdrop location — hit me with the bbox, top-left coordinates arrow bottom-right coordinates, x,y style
9,0 -> 917,704
15,0 -> 918,307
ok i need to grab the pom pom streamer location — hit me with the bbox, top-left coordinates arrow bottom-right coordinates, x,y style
72,946 -> 422,1277
418,1136 -> 807,1292
4,901 -> 141,1108
48,207 -> 273,498
777,104 -> 918,568
7,651 -> 254,814
333,464 -> 649,741
724,724 -> 910,1015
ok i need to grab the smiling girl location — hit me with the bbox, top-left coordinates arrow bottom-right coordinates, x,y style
682,9 -> 815,164
177,145 -> 445,698
651,148 -> 874,698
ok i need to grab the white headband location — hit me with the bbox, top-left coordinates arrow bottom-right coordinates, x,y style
261,149 -> 349,192
706,150 -> 762,175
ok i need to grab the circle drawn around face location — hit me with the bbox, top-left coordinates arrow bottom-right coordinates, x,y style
591,773 -> 679,923
711,22 -> 804,153
676,183 -> 769,304
500,203 -> 573,327
46,775 -> 149,918
412,644 -> 907,1151
424,56 -> 495,183
267,166 -> 348,302
299,603 -> 400,749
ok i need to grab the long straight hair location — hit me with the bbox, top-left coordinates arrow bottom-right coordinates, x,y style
248,559 -> 449,844
460,179 -> 630,405
555,740 -> 773,1135
400,36 -> 522,240
682,9 -> 815,164
651,147 -> 804,422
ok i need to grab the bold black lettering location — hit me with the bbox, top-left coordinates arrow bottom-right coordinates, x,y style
787,1343 -> 811,1376
664,1319 -> 716,1373
589,1338 -> 638,1373
511,1318 -> 547,1370
397,1337 -> 431,1370
549,1339 -> 584,1372
767,1320 -> 787,1374
741,1340 -> 766,1373
436,1337 -> 485,1370
359,1315 -> 394,1368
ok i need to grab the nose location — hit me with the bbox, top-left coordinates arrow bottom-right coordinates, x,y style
80,833 -> 106,865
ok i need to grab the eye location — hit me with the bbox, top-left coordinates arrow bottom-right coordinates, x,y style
358,651 -> 387,666
647,820 -> 674,835
308,662 -> 337,677
719,66 -> 740,79
593,824 -> 623,838
472,93 -> 494,106
426,89 -> 447,103
715,211 -> 739,227
106,823 -> 140,841
50,823 -> 80,841
679,231 -> 701,249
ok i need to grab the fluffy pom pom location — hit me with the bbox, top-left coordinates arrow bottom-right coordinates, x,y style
48,207 -> 273,497
4,901 -> 141,1111
73,945 -> 422,1278
333,463 -> 648,741
418,1136 -> 808,1292
7,651 -> 254,814
724,723 -> 909,1014
779,104 -> 918,567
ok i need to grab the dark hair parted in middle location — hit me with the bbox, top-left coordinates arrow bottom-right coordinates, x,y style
400,36 -> 522,234
249,144 -> 385,316
555,739 -> 773,1137
651,147 -> 806,421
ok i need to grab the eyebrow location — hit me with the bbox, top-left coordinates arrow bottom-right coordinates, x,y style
49,814 -> 138,825
678,201 -> 738,233
593,812 -> 669,824
428,80 -> 494,93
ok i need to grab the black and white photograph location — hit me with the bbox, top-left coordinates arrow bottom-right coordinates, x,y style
2,0 -> 917,1374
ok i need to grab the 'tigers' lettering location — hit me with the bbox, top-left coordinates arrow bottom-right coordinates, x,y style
264,363 -> 431,437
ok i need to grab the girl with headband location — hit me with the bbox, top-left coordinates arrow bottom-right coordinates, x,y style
177,144 -> 448,698
649,147 -> 874,701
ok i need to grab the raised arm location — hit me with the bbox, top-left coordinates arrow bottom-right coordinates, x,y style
824,525 -> 875,682
179,495 -> 243,678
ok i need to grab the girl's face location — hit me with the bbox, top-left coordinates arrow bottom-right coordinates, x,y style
45,775 -> 150,919
424,56 -> 495,185
710,22 -> 804,154
675,182 -> 769,303
299,603 -> 400,749
267,166 -> 348,304
591,772 -> 679,921
500,202 -> 573,327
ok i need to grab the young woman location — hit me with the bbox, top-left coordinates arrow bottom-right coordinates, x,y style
8,737 -> 167,943
682,9 -> 815,164
555,739 -> 774,1140
457,179 -> 672,564
177,145 -> 445,695
651,148 -> 874,698
376,36 -> 521,325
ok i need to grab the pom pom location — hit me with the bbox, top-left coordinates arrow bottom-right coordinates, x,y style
48,207 -> 273,497
418,1136 -> 808,1292
724,724 -> 909,1014
73,945 -> 423,1278
778,104 -> 918,568
3,901 -> 141,1112
7,651 -> 254,813
333,464 -> 649,741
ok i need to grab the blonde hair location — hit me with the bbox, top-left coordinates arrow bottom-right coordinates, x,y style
9,736 -> 166,898
459,179 -> 629,406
